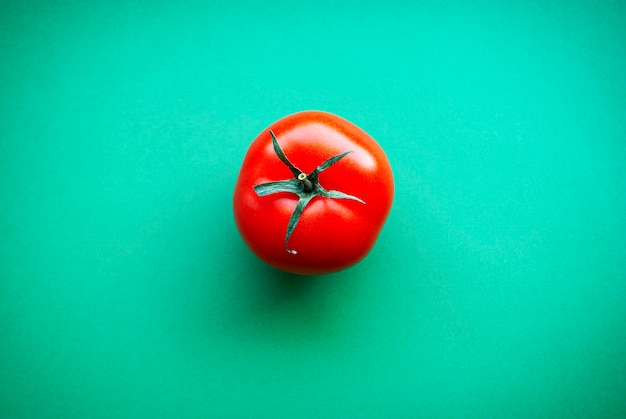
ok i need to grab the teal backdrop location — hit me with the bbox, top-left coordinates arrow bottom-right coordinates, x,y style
1,1 -> 625,417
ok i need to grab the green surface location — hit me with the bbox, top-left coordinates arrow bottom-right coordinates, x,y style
1,1 -> 625,417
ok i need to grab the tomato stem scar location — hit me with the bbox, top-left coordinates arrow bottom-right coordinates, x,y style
253,130 -> 365,254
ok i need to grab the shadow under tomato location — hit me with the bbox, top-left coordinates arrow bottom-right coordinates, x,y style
219,241 -> 358,346
237,254 -> 330,311
259,265 -> 322,299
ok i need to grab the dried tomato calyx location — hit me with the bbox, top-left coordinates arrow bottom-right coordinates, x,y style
253,130 -> 365,255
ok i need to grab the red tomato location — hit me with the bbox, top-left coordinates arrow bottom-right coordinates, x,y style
233,111 -> 394,275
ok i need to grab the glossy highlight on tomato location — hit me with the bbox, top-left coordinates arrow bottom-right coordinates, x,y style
233,111 -> 394,275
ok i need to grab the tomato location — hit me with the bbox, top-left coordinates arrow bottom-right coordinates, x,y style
233,111 -> 394,275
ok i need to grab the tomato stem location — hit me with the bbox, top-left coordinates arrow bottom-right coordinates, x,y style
253,130 -> 365,254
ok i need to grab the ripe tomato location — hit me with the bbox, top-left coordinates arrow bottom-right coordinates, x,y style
233,111 -> 394,275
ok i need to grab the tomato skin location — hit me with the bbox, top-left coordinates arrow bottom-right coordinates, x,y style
233,111 -> 394,275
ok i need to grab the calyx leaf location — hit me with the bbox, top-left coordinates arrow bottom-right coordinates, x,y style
253,130 -> 365,254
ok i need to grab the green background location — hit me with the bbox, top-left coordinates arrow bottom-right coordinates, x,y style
2,1 -> 625,417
